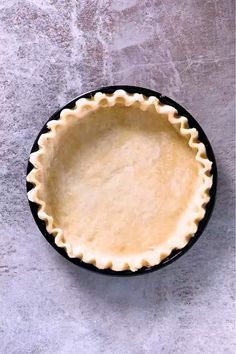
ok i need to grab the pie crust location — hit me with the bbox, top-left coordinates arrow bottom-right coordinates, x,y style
27,90 -> 213,271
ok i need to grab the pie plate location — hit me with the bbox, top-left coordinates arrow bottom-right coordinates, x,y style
26,85 -> 217,276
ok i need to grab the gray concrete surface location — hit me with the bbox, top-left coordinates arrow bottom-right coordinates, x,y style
0,1 -> 235,353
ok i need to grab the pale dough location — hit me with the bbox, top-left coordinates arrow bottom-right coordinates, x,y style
27,91 -> 212,271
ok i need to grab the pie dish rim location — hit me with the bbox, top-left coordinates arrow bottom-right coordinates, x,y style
26,85 -> 217,276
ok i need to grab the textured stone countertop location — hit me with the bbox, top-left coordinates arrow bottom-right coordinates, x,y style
0,1 -> 235,353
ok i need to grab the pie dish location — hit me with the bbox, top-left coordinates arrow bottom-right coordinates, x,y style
27,89 -> 213,272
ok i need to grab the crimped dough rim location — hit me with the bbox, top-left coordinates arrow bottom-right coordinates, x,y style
27,90 -> 213,271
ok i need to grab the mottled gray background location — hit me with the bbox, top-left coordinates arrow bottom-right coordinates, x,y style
0,1 -> 235,353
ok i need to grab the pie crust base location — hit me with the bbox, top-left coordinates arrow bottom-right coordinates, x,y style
27,90 -> 213,271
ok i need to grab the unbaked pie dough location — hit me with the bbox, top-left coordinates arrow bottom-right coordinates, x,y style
27,90 -> 212,271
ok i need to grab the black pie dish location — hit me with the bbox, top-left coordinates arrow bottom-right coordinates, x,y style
26,85 -> 217,276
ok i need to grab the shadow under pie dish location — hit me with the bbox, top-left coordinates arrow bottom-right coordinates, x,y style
27,87 -> 216,274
